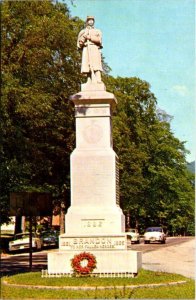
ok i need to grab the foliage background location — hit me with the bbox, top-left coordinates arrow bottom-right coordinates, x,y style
1,0 -> 194,235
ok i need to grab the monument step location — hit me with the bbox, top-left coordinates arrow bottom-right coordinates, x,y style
48,250 -> 142,275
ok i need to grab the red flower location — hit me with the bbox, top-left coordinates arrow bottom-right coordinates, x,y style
71,252 -> 97,275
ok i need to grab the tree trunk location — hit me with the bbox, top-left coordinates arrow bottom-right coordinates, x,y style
60,204 -> 65,234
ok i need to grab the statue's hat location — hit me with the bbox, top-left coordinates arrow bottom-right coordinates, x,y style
86,16 -> 95,22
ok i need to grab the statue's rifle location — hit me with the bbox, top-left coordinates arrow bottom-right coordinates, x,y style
86,30 -> 97,83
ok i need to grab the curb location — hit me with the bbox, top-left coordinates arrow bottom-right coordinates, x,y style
2,279 -> 187,290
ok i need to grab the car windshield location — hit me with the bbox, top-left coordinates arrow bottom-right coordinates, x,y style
41,231 -> 58,237
14,233 -> 36,240
146,227 -> 162,232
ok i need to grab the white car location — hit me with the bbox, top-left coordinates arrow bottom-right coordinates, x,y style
144,227 -> 166,244
9,233 -> 43,252
126,228 -> 140,244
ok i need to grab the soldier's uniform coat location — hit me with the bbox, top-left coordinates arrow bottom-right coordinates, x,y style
77,27 -> 103,73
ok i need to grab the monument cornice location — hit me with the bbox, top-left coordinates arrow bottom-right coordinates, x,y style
69,90 -> 117,110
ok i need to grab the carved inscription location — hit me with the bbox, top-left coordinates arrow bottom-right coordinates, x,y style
82,219 -> 104,228
60,236 -> 127,251
75,106 -> 110,117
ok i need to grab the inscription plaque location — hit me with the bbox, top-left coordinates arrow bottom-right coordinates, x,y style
60,235 -> 127,251
82,219 -> 104,228
75,105 -> 110,118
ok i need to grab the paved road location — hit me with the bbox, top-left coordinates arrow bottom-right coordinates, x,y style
0,251 -> 48,277
129,236 -> 193,252
141,237 -> 195,279
1,237 -> 194,278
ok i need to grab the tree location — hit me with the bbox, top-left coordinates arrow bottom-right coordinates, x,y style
1,0 -> 83,225
1,0 -> 110,228
105,75 -> 194,234
104,76 -> 156,227
1,1 -> 194,236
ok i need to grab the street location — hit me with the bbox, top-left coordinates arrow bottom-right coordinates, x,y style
141,237 -> 195,279
1,237 -> 194,278
130,236 -> 193,252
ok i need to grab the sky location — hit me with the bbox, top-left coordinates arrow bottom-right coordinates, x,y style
66,0 -> 195,162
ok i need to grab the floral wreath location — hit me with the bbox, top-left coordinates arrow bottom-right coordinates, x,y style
71,252 -> 97,275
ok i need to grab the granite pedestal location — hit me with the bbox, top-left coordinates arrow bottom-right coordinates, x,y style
47,86 -> 142,276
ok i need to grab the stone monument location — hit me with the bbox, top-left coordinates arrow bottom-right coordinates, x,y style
47,16 -> 142,276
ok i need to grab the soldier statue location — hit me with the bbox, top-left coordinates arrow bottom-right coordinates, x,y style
77,16 -> 103,84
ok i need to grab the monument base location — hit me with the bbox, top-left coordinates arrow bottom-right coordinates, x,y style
81,82 -> 106,92
47,249 -> 142,275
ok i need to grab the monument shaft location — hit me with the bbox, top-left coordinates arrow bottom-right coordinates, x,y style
65,93 -> 125,235
48,90 -> 142,276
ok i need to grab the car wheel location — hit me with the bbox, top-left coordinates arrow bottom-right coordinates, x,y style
161,239 -> 166,244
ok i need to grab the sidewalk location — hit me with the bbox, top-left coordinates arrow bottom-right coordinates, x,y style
142,238 -> 195,279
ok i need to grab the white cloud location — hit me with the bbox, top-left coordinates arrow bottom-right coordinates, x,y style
171,85 -> 189,97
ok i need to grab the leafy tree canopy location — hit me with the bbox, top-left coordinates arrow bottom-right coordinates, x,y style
105,75 -> 194,234
1,0 -> 83,224
1,1 -> 194,236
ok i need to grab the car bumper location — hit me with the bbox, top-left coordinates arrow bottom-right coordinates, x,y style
144,237 -> 165,242
9,243 -> 37,251
9,244 -> 30,251
131,238 -> 140,242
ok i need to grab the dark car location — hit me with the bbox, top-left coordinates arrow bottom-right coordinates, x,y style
40,230 -> 59,247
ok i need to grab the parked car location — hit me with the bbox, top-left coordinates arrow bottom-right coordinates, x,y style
144,227 -> 166,244
126,228 -> 140,244
40,230 -> 59,247
9,233 -> 43,252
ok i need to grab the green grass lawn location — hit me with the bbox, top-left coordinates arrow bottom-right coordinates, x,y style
1,269 -> 195,299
